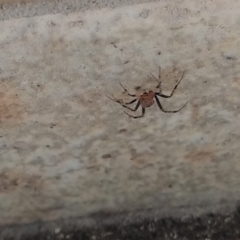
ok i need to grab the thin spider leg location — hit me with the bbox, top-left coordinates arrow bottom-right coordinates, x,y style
150,68 -> 161,89
158,66 -> 161,79
150,73 -> 161,89
124,107 -> 145,119
105,94 -> 124,104
105,94 -> 137,105
150,72 -> 158,81
155,95 -> 188,113
105,94 -> 117,102
121,101 -> 140,111
122,99 -> 137,105
119,82 -> 136,97
156,70 -> 185,98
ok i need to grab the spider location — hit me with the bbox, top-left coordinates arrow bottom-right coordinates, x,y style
106,66 -> 188,118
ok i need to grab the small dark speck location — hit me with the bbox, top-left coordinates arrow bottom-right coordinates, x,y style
46,145 -> 50,148
102,154 -> 112,159
120,49 -> 123,51
118,128 -> 127,133
50,123 -> 57,129
37,84 -> 40,87
49,21 -> 56,27
15,94 -> 18,96
157,51 -> 161,55
226,56 -> 236,60
124,60 -> 129,64
203,80 -> 207,83
87,165 -> 100,170
12,180 -> 18,186
168,184 -> 172,188
111,42 -> 117,48
135,86 -> 141,90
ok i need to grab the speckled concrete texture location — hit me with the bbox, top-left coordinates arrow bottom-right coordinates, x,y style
0,0 -> 157,21
0,0 -> 240,229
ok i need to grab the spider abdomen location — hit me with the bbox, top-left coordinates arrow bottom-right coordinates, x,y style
139,91 -> 155,108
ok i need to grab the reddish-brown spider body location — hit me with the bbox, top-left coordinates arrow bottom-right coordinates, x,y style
138,91 -> 155,108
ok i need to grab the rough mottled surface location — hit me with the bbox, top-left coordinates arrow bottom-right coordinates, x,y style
0,0 -> 157,21
0,0 -> 240,232
2,205 -> 240,240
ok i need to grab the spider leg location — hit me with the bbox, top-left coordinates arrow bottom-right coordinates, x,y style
105,94 -> 116,101
122,100 -> 140,111
150,73 -> 161,89
158,66 -> 161,79
155,95 -> 188,113
158,66 -> 162,89
156,70 -> 185,98
124,107 -> 145,119
150,66 -> 161,89
106,94 -> 137,106
150,72 -> 158,81
119,82 -> 136,97
122,99 -> 137,105
105,94 -> 124,104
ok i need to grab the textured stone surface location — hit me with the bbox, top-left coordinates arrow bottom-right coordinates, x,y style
0,0 -> 240,227
0,0 -> 156,21
4,208 -> 240,240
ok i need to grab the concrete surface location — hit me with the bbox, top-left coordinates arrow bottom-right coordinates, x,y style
0,0 -> 157,21
1,0 -> 240,234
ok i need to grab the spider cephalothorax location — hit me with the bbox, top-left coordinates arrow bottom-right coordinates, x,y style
106,66 -> 188,118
